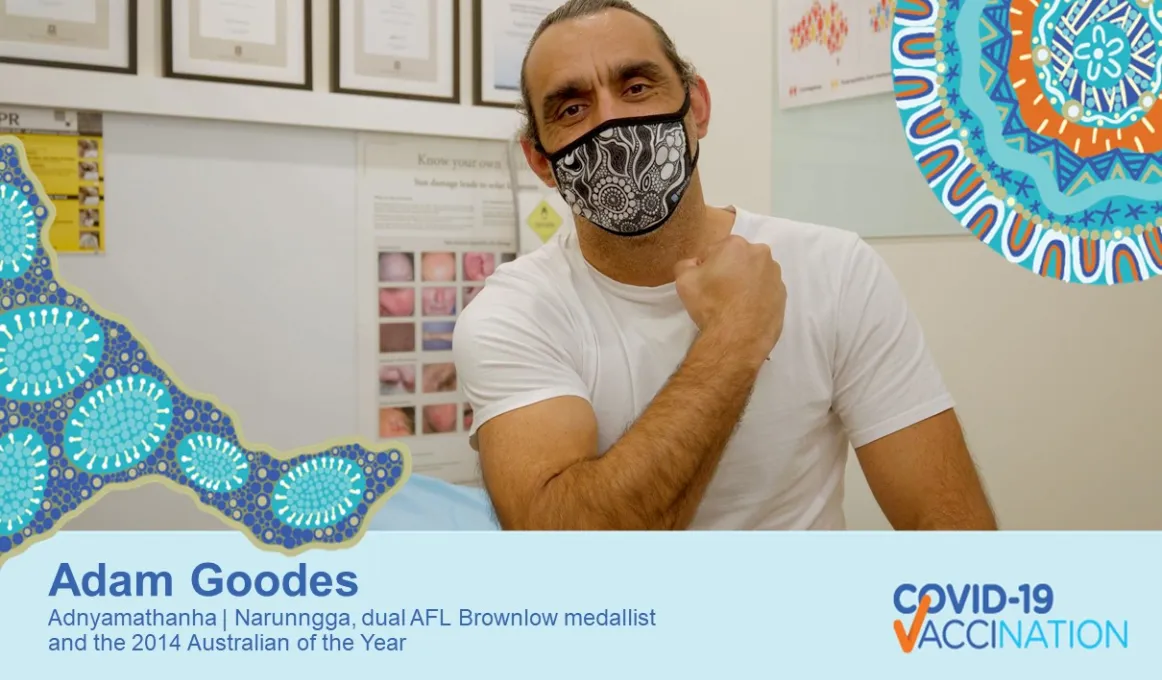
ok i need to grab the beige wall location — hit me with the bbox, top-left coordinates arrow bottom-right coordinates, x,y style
861,239 -> 1162,529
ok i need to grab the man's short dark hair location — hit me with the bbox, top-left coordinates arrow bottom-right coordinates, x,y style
518,0 -> 698,146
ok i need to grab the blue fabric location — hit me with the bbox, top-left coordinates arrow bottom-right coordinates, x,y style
368,474 -> 501,531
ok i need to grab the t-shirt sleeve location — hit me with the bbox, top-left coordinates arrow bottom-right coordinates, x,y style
453,292 -> 590,441
831,236 -> 955,449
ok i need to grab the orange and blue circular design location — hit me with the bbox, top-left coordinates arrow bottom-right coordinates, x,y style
892,0 -> 1162,284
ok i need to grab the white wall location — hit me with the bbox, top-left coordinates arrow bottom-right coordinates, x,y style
61,115 -> 361,530
18,0 -> 1162,531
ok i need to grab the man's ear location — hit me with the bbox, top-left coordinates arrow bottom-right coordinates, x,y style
690,76 -> 711,140
520,137 -> 557,187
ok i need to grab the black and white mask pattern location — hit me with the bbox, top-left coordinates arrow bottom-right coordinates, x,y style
549,116 -> 697,237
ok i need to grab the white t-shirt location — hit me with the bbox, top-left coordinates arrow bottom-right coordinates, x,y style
452,207 -> 954,530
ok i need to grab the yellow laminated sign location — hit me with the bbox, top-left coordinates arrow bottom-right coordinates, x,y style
526,200 -> 563,243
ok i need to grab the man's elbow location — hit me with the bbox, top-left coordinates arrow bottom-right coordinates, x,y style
494,512 -> 613,531
911,499 -> 998,531
498,506 -> 653,531
486,467 -> 672,531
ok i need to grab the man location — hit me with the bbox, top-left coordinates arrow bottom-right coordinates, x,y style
452,0 -> 997,531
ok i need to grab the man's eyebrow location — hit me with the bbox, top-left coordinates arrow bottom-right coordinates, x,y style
612,60 -> 669,84
540,80 -> 589,121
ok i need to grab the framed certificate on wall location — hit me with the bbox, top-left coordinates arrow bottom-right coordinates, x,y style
472,0 -> 556,108
331,0 -> 459,103
163,0 -> 312,89
0,0 -> 137,73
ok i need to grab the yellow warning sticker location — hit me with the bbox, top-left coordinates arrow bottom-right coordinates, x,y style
526,200 -> 563,243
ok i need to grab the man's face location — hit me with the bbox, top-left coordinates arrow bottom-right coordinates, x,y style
521,9 -> 709,183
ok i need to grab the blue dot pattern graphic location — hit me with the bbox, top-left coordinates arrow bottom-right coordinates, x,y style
271,456 -> 366,530
0,182 -> 39,280
177,433 -> 250,493
0,139 -> 409,563
0,428 -> 47,534
0,305 -> 104,402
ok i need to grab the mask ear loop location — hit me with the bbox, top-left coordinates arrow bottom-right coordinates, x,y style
686,128 -> 701,172
673,89 -> 701,187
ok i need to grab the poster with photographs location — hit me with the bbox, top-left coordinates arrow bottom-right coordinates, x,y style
357,131 -> 538,485
375,249 -> 516,429
0,106 -> 106,253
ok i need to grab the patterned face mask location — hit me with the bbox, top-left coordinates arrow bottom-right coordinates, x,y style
542,92 -> 699,237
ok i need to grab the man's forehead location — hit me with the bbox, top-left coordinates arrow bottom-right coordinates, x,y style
524,9 -> 671,97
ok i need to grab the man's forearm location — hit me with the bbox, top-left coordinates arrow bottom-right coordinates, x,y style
532,328 -> 765,530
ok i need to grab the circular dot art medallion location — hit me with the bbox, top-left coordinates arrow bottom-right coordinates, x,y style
0,138 -> 411,565
892,0 -> 1162,284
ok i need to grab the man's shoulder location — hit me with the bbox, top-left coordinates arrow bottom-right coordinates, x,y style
452,239 -> 583,371
733,208 -> 870,285
734,208 -> 863,260
457,238 -> 578,332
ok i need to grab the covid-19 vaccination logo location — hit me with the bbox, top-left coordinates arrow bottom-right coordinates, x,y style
892,583 -> 1130,653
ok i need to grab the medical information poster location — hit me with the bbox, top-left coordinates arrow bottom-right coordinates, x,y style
0,105 -> 105,253
355,131 -> 540,484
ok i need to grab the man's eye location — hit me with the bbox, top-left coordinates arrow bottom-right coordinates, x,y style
626,84 -> 649,95
560,104 -> 584,119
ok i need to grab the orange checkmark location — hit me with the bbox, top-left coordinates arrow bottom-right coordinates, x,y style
893,594 -> 931,653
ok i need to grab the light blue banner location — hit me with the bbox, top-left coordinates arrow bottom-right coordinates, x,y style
0,532 -> 1159,678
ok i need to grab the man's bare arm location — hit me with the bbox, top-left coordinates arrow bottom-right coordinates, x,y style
855,409 -> 997,530
477,325 -> 765,530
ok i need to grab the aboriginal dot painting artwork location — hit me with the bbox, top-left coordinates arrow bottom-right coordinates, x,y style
892,0 -> 1162,284
0,137 -> 411,566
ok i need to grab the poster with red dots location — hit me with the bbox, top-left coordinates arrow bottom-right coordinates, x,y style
355,132 -> 535,486
777,0 -> 895,109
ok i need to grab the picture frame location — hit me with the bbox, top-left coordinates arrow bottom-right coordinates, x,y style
472,0 -> 556,108
331,0 -> 460,104
0,0 -> 137,74
162,0 -> 313,90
